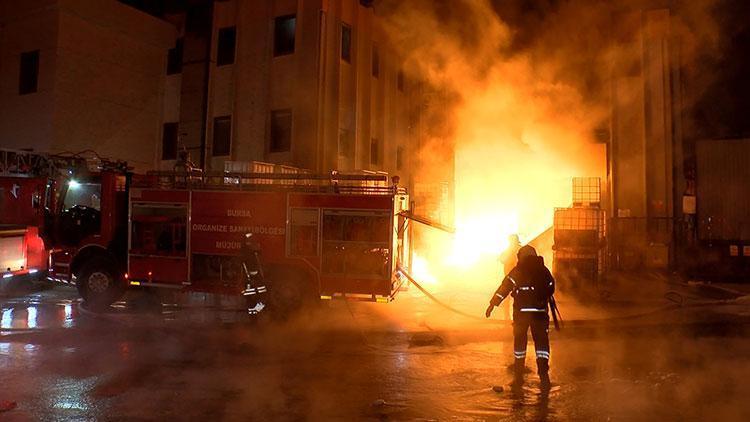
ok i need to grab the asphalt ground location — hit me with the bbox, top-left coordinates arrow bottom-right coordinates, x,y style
1,278 -> 749,421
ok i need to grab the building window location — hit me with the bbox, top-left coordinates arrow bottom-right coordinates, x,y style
217,26 -> 236,66
370,138 -> 379,165
341,24 -> 352,63
166,38 -> 183,75
270,109 -> 292,152
212,116 -> 231,156
396,146 -> 404,170
274,15 -> 296,56
397,69 -> 405,92
19,50 -> 40,95
162,122 -> 179,160
371,45 -> 379,78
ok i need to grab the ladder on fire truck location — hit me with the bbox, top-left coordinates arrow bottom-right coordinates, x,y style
0,148 -> 128,178
0,149 -> 60,177
143,169 -> 408,195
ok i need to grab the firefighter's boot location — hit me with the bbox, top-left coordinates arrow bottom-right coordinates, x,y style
537,358 -> 551,392
512,359 -> 525,387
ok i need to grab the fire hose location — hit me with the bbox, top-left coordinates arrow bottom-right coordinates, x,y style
396,266 -> 741,326
397,266 -> 508,324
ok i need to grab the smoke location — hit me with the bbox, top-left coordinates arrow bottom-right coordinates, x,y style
375,0 -> 723,304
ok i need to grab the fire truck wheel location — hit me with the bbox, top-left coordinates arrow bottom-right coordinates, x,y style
77,258 -> 125,312
265,267 -> 315,319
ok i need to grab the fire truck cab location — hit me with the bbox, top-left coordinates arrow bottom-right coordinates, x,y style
0,149 -> 130,289
46,165 -> 130,294
60,170 -> 411,311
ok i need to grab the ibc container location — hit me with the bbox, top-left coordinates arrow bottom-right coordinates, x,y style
553,249 -> 605,286
553,207 -> 605,248
572,177 -> 601,207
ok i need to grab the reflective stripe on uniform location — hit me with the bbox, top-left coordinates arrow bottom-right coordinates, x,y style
508,276 -> 517,286
536,350 -> 550,360
519,307 -> 546,312
243,286 -> 268,296
495,293 -> 504,300
514,350 -> 526,359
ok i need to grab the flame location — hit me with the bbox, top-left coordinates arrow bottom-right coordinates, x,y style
411,253 -> 437,285
447,213 -> 518,267
383,0 -> 606,295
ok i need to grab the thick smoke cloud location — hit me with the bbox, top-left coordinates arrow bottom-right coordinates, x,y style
376,0 -> 723,301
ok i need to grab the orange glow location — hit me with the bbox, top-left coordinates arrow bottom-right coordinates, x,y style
411,253 -> 438,285
382,1 -> 606,296
448,213 -> 518,268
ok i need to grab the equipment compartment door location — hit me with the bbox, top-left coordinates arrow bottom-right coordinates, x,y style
128,202 -> 188,284
320,209 -> 392,296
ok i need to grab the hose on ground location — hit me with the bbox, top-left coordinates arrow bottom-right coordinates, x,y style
398,267 -> 508,324
397,267 -> 738,326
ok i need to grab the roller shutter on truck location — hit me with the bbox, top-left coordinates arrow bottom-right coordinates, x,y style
0,228 -> 25,273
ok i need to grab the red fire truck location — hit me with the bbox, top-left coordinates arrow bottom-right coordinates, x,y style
49,168 -> 411,312
0,150 -> 59,284
1,149 -> 133,288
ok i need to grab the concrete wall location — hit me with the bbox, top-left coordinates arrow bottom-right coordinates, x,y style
642,10 -> 674,223
0,0 -> 59,150
0,0 -> 175,172
610,8 -> 680,268
54,0 -> 175,171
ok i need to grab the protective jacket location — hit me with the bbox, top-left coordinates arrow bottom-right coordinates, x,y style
490,255 -> 555,314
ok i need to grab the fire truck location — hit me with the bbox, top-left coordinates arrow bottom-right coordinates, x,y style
1,149 -> 131,287
0,149 -> 61,285
48,167 -> 412,312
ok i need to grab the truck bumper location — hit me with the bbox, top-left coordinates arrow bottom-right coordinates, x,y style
0,269 -> 47,289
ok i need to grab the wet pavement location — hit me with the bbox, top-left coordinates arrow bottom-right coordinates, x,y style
1,282 -> 750,421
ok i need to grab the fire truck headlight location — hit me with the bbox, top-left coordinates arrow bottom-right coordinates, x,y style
68,180 -> 81,189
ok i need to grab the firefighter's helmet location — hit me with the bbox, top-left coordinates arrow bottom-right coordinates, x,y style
517,245 -> 537,260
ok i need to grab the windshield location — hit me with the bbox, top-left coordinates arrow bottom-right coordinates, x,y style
63,182 -> 101,211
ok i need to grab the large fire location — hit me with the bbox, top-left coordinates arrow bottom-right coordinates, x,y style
383,0 -> 606,295
403,50 -> 604,295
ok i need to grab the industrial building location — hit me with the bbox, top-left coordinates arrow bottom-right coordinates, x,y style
607,2 -> 750,277
3,0 -> 749,278
0,0 -> 423,187
0,0 -> 175,172
151,0 -> 422,190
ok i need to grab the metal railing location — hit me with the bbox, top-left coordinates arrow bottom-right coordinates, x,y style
137,170 -> 407,196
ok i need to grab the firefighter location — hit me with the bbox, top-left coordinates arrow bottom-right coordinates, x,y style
173,148 -> 195,173
497,234 -> 521,320
485,245 -> 555,390
240,233 -> 268,315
